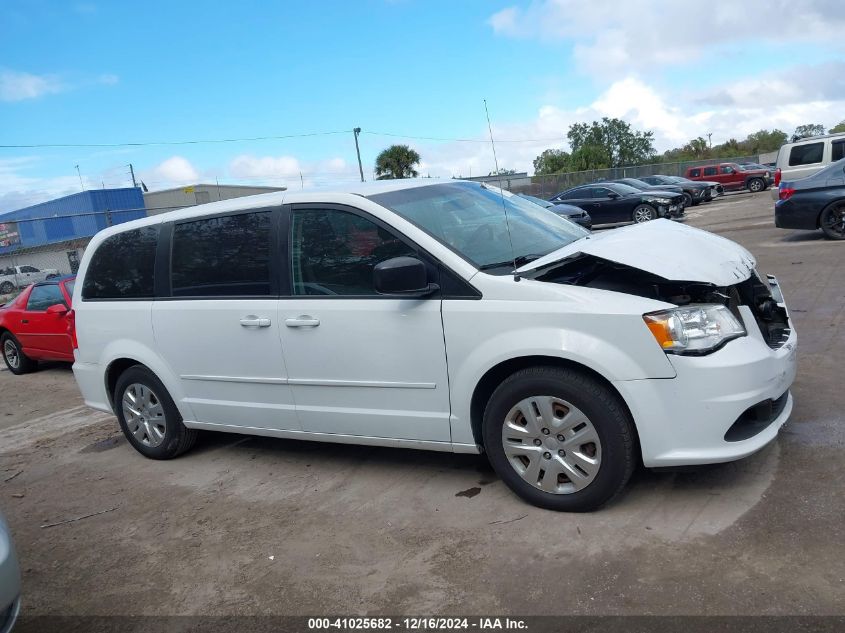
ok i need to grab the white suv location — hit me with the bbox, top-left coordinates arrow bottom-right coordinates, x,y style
70,180 -> 797,511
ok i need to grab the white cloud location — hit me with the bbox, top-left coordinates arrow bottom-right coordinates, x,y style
0,69 -> 63,102
488,0 -> 845,79
151,156 -> 199,185
229,154 -> 302,179
97,73 -> 119,86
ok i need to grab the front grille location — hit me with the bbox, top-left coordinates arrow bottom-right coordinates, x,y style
724,391 -> 789,442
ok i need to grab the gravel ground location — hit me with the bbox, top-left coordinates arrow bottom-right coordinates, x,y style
1,190 -> 843,622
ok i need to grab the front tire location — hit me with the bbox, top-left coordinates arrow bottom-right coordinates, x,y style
820,203 -> 845,240
632,204 -> 656,223
0,281 -> 14,294
748,178 -> 765,193
482,366 -> 636,512
682,192 -> 693,208
1,332 -> 37,375
115,366 -> 198,459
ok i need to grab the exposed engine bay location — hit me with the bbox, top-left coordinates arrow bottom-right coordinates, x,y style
531,254 -> 791,348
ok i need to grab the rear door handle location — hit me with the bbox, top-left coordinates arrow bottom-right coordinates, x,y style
240,316 -> 271,328
285,316 -> 320,328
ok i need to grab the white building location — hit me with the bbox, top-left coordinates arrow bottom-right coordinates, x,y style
143,184 -> 286,216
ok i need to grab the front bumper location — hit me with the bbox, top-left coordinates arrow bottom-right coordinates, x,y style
615,296 -> 797,467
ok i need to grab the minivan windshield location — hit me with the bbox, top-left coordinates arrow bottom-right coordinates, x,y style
369,182 -> 588,273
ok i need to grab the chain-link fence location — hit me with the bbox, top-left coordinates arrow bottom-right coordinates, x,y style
0,209 -> 144,303
507,155 -> 761,198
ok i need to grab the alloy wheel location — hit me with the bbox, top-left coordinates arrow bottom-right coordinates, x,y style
749,179 -> 763,192
633,206 -> 654,223
3,340 -> 19,369
501,395 -> 602,494
822,205 -> 845,239
122,383 -> 167,447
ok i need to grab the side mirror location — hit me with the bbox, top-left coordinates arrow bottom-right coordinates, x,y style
607,192 -> 620,199
374,257 -> 438,297
46,303 -> 68,315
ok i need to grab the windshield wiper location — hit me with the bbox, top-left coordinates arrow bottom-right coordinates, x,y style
479,254 -> 544,271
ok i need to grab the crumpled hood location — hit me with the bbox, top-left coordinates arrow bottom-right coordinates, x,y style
518,219 -> 756,286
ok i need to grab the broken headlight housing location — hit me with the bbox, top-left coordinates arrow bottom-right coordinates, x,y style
643,304 -> 746,354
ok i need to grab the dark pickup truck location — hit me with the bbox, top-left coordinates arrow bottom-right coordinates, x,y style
685,162 -> 772,193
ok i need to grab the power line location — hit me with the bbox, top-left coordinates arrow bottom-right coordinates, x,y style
0,130 -> 351,149
363,130 -> 566,144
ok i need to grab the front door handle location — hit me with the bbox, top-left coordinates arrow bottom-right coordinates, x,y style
285,316 -> 320,328
240,316 -> 271,328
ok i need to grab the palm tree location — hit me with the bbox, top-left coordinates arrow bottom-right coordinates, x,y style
374,145 -> 421,180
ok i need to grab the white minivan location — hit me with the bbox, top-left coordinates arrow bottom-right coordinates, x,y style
71,180 -> 797,511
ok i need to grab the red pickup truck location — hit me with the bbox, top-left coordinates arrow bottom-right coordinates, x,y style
684,162 -> 772,193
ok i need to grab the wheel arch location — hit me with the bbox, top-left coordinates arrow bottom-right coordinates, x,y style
469,355 -> 641,458
102,351 -> 192,420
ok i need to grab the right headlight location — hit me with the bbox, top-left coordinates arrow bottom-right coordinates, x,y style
643,304 -> 746,354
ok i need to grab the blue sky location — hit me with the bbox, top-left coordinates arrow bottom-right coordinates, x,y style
2,0 -> 844,211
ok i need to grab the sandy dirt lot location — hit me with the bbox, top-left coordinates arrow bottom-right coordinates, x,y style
1,191 -> 843,623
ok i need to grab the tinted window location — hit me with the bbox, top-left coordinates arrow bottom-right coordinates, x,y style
20,266 -> 38,273
26,285 -> 65,311
789,142 -> 823,166
171,212 -> 272,297
832,141 -> 845,162
82,227 -> 158,300
720,165 -> 735,174
590,187 -> 611,199
291,209 -> 415,296
703,167 -> 718,176
558,189 -> 585,200
689,169 -> 701,177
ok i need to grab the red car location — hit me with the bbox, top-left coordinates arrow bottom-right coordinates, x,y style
685,162 -> 772,193
0,276 -> 75,374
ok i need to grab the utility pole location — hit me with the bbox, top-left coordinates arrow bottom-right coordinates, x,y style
706,132 -> 713,148
128,163 -> 138,188
353,127 -> 364,182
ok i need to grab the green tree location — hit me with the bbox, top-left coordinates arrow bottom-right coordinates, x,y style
568,144 -> 611,171
567,117 -> 655,168
791,124 -> 826,142
829,120 -> 845,134
532,149 -> 570,175
374,144 -> 421,179
743,129 -> 788,153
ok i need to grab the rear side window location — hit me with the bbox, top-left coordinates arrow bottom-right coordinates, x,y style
82,227 -> 158,300
688,168 -> 701,177
703,167 -> 717,176
171,211 -> 272,297
832,140 -> 845,162
789,142 -> 823,166
27,285 -> 65,311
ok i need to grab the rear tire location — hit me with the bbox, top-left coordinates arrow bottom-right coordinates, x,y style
114,365 -> 198,459
482,366 -> 636,512
819,203 -> 845,240
1,332 -> 37,375
748,178 -> 765,193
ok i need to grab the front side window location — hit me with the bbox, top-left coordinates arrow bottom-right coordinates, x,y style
291,209 -> 415,296
82,227 -> 158,300
789,142 -> 823,166
720,166 -> 735,174
703,167 -> 718,176
27,285 -> 65,311
369,182 -> 587,273
171,211 -> 272,297
20,266 -> 39,273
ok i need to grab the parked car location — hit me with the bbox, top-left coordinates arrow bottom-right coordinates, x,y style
0,265 -> 60,294
516,193 -> 592,229
0,510 -> 21,633
69,180 -> 796,512
685,163 -> 771,193
601,178 -> 687,216
638,175 -> 714,205
772,132 -> 845,194
0,276 -> 75,374
549,182 -> 683,224
775,157 -> 845,240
